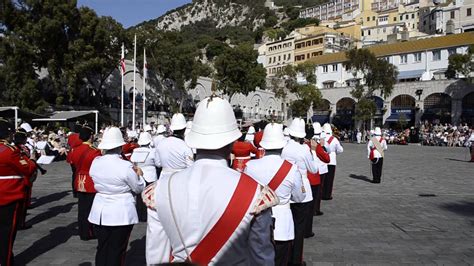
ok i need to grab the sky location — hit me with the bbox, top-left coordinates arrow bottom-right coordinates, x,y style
77,0 -> 193,28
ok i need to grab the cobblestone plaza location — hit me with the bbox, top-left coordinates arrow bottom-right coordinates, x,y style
13,144 -> 474,265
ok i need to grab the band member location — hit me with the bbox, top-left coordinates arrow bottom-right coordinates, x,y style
368,127 -> 388,183
310,123 -> 330,217
0,118 -> 37,266
245,123 -> 305,266
68,125 -> 101,240
67,125 -> 83,198
89,127 -> 145,266
232,130 -> 258,172
322,123 -> 344,200
282,118 -> 319,266
142,97 -> 277,264
146,113 -> 194,265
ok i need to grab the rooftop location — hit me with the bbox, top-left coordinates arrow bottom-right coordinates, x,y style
308,32 -> 474,65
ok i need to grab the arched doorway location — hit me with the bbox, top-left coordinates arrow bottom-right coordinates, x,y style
422,93 -> 452,124
312,99 -> 331,124
334,97 -> 355,129
370,96 -> 384,127
461,92 -> 474,124
386,94 -> 416,127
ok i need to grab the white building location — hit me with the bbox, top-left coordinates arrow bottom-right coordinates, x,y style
420,0 -> 474,34
265,36 -> 296,76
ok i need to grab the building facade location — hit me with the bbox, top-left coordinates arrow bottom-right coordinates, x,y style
307,32 -> 474,126
265,36 -> 295,76
420,0 -> 474,34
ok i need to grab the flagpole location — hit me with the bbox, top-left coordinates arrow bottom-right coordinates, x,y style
120,43 -> 125,127
142,48 -> 146,127
132,35 -> 137,131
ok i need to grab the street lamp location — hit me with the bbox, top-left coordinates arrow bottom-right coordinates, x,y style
415,89 -> 423,101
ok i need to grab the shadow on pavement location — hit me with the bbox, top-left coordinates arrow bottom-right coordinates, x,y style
28,202 -> 77,226
349,174 -> 372,183
125,235 -> 146,266
445,158 -> 472,163
15,221 -> 78,265
30,191 -> 70,209
440,200 -> 474,217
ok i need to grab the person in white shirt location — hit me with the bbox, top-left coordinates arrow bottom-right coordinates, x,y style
282,118 -> 319,266
152,125 -> 167,147
367,127 -> 388,183
88,127 -> 145,266
132,132 -> 160,222
142,96 -> 278,265
245,123 -> 305,266
146,113 -> 194,265
322,123 -> 344,200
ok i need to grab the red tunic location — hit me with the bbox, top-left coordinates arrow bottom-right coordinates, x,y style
232,141 -> 258,172
122,142 -> 139,160
0,140 -> 37,205
69,142 -> 101,193
253,131 -> 265,159
305,141 -> 330,185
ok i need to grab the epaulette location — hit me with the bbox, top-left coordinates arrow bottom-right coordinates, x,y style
0,142 -> 16,151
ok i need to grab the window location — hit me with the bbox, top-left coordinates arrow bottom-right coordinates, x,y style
400,15 -> 403,20
283,54 -> 286,61
288,54 -> 291,60
412,14 -> 415,19
432,50 -> 441,61
278,55 -> 281,61
468,8 -> 472,16
296,43 -> 302,49
322,65 -> 328,73
405,14 -> 409,19
448,48 -> 456,55
394,17 -> 397,21
451,11 -> 455,19
367,16 -> 370,21
368,29 -> 371,35
414,52 -> 422,62
400,54 -> 408,64
323,81 -> 335,88
332,64 -> 338,72
373,16 -> 375,20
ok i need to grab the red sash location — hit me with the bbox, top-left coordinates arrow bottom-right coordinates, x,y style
188,173 -> 258,265
267,160 -> 292,191
327,136 -> 334,144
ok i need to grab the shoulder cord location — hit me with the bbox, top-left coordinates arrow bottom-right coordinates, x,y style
167,172 -> 193,262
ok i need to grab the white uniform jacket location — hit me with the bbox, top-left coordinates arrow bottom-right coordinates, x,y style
88,154 -> 145,226
132,146 -> 160,183
152,134 -> 166,148
245,155 -> 305,241
324,134 -> 344,166
281,139 -> 318,203
367,136 -> 388,159
155,136 -> 194,171
153,157 -> 274,265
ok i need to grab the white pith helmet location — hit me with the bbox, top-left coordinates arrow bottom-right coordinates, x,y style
260,123 -> 287,150
20,123 -> 33,133
170,113 -> 187,131
287,118 -> 306,139
313,122 -> 322,135
138,132 -> 152,146
156,125 -> 166,134
247,126 -> 256,134
322,123 -> 332,136
185,97 -> 241,150
283,127 -> 290,136
98,127 -> 126,150
374,127 -> 382,136
144,124 -> 152,132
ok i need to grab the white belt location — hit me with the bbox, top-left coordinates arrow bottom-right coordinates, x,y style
273,203 -> 291,209
235,156 -> 251,160
0,175 -> 22,180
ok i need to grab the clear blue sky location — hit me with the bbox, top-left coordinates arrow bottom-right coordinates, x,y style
77,0 -> 192,28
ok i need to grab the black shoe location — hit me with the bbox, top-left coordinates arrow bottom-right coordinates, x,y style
18,224 -> 32,230
304,232 -> 315,238
314,211 -> 324,216
372,180 -> 381,184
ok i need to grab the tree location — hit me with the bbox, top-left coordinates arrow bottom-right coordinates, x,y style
214,43 -> 267,99
446,45 -> 473,82
272,63 -> 322,119
344,48 -> 398,128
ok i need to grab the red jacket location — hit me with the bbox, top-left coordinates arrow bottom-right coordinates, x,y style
122,142 -> 139,160
305,141 -> 330,185
68,142 -> 101,193
253,131 -> 264,148
232,141 -> 258,158
0,140 -> 37,205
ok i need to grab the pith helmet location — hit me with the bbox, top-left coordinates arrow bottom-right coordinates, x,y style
260,123 -> 287,150
313,122 -> 322,135
156,125 -> 166,134
138,132 -> 153,146
185,97 -> 241,150
287,118 -> 306,139
374,127 -> 382,136
98,127 -> 126,150
322,123 -> 332,135
20,123 -> 33,133
170,113 -> 187,131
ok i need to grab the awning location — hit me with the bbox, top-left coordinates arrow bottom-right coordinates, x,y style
397,69 -> 425,80
0,106 -> 46,128
311,114 -> 330,124
385,113 -> 412,122
33,110 -> 99,133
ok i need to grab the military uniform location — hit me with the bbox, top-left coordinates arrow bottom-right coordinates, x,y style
245,155 -> 305,266
68,141 -> 101,240
66,133 -> 82,197
368,135 -> 388,183
0,139 -> 37,266
322,134 -> 343,200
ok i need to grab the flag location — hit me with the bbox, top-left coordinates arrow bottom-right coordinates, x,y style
120,43 -> 126,74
